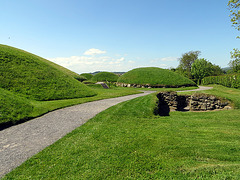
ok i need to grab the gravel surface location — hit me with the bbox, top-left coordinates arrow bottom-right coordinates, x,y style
176,86 -> 213,92
0,91 -> 154,178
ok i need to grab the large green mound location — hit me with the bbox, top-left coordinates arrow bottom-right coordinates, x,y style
117,67 -> 196,87
0,44 -> 96,100
0,88 -> 33,124
80,73 -> 93,80
91,72 -> 119,82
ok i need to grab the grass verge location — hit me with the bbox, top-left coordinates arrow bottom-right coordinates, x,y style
3,85 -> 240,179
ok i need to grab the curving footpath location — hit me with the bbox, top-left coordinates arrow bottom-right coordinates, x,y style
0,91 -> 154,178
0,86 -> 212,178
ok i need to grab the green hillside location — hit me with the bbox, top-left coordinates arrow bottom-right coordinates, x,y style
91,72 -> 119,82
0,88 -> 33,124
117,67 -> 196,87
0,44 -> 96,101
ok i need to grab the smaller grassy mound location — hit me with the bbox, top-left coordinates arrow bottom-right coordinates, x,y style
0,88 -> 33,124
0,44 -> 96,101
91,72 -> 119,82
80,73 -> 93,80
117,67 -> 196,87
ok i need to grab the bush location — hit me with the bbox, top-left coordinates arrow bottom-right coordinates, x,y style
202,74 -> 240,89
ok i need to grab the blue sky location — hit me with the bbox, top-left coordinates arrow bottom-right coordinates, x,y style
1,0 -> 239,73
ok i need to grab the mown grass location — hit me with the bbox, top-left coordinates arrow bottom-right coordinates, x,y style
3,85 -> 240,179
0,44 -> 95,100
117,67 -> 196,87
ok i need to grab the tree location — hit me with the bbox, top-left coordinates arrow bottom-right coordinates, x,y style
229,48 -> 240,73
228,0 -> 240,38
176,50 -> 201,79
191,58 -> 213,84
211,64 -> 224,76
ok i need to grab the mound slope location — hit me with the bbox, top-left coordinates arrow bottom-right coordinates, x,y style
0,44 -> 96,100
117,67 -> 196,87
0,88 -> 33,124
91,72 -> 119,82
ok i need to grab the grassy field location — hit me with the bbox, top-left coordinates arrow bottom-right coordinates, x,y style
0,44 -> 95,100
117,67 -> 196,87
3,85 -> 240,179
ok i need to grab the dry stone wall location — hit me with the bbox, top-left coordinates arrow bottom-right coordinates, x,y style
156,92 -> 231,116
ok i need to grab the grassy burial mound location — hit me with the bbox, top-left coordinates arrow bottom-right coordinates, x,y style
117,67 -> 196,88
0,44 -> 96,101
80,73 -> 93,80
0,88 -> 34,124
91,72 -> 119,82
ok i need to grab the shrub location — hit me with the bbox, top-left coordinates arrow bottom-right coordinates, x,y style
202,74 -> 240,89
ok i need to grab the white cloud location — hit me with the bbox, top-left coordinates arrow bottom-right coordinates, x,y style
83,48 -> 106,55
160,57 -> 178,62
48,55 -> 136,73
151,57 -> 178,63
159,64 -> 168,68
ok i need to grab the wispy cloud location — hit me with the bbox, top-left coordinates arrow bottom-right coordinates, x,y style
47,49 -> 136,73
160,57 -> 178,62
83,48 -> 106,55
151,57 -> 178,63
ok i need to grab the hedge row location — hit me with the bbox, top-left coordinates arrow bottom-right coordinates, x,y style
202,74 -> 240,89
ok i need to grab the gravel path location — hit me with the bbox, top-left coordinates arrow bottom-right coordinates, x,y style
0,91 -> 154,178
177,86 -> 213,92
0,86 -> 213,178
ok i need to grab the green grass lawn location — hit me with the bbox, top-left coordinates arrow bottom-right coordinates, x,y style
3,85 -> 240,179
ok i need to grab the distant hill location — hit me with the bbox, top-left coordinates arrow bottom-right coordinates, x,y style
222,67 -> 231,73
0,44 -> 96,101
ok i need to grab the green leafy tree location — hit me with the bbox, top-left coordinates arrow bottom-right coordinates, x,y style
212,64 -> 224,76
229,48 -> 240,73
228,0 -> 240,38
176,50 -> 201,79
191,58 -> 213,84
